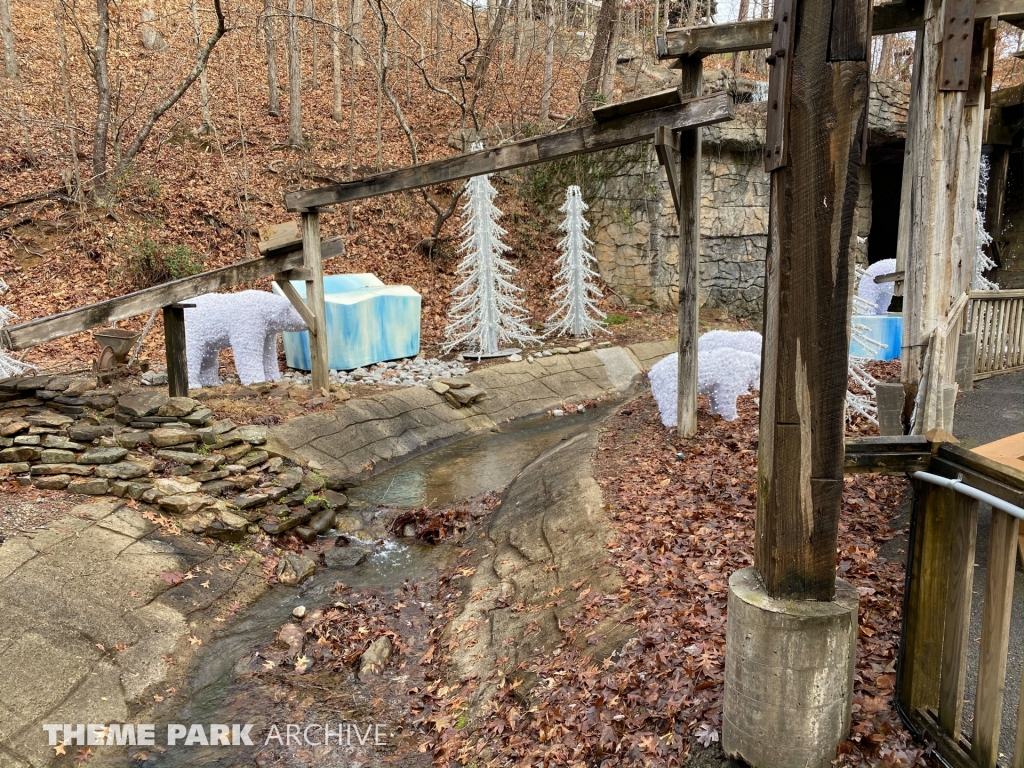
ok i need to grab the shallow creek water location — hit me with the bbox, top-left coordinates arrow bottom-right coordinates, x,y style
146,405 -> 612,768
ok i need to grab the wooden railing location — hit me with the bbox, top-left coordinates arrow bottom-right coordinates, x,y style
897,443 -> 1024,768
967,289 -> 1024,379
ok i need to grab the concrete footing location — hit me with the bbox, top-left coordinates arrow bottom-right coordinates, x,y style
876,382 -> 905,436
723,568 -> 859,768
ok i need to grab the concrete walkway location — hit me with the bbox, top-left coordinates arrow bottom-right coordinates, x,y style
953,370 -> 1023,762
0,500 -> 267,767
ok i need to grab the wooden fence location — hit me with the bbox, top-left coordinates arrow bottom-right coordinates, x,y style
898,443 -> 1024,768
967,289 -> 1024,379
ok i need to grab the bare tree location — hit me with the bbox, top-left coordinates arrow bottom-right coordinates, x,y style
876,34 -> 894,78
76,0 -> 227,202
732,0 -> 748,75
306,0 -> 318,88
190,0 -> 214,133
472,0 -> 510,88
583,0 -> 620,110
54,0 -> 81,198
287,0 -> 303,146
264,0 -> 281,115
350,0 -> 364,66
331,0 -> 343,119
539,0 -> 554,122
0,0 -> 17,78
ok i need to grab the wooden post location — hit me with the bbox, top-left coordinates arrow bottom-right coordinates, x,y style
676,58 -> 702,439
301,211 -> 330,391
898,481 -> 955,714
895,4 -> 991,430
753,0 -> 871,600
162,303 -> 192,398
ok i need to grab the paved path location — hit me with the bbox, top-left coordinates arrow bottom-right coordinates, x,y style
0,500 -> 267,767
953,370 -> 1023,762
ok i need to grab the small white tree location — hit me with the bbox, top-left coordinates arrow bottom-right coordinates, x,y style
0,279 -> 32,379
546,185 -> 607,338
443,145 -> 538,355
973,155 -> 999,291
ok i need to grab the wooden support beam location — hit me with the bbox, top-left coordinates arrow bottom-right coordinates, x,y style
653,126 -> 682,214
163,304 -> 192,398
843,435 -> 932,473
2,238 -> 345,351
754,0 -> 870,600
302,212 -> 330,391
283,94 -> 734,211
273,276 -> 317,330
658,1 -> 924,59
675,62 -> 702,439
896,2 -> 991,431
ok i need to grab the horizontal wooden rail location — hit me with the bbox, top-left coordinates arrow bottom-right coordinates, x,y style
844,435 -> 931,474
2,238 -> 346,351
284,93 -> 734,211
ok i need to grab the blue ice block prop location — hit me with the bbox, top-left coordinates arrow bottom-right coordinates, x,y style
273,274 -> 421,371
849,313 -> 902,360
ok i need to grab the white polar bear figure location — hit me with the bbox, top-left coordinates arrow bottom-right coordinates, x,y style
648,330 -> 764,426
857,258 -> 897,315
184,291 -> 308,388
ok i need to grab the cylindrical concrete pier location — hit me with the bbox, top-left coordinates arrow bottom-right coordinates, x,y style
723,567 -> 859,767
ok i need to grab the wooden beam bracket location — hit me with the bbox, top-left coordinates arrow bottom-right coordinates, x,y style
763,0 -> 797,171
939,0 -> 977,91
272,278 -> 317,332
653,125 -> 683,216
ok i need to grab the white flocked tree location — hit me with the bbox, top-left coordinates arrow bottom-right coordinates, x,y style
443,144 -> 538,356
0,279 -> 31,379
546,185 -> 607,338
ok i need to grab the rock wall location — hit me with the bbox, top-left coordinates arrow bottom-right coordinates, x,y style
588,82 -> 906,322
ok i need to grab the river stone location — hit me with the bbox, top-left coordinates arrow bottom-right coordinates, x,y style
233,492 -> 269,510
157,449 -> 207,465
431,381 -> 450,395
95,460 -> 156,480
358,637 -> 393,677
300,472 -> 325,492
323,490 -> 348,508
230,425 -> 268,445
158,397 -> 199,417
116,431 -> 152,448
439,377 -> 471,389
294,526 -> 317,544
152,477 -> 201,496
34,474 -> 71,490
1,446 -> 41,462
151,427 -> 200,448
0,421 -> 29,437
202,509 -> 249,541
277,552 -> 316,586
42,435 -> 85,450
237,450 -> 269,469
332,515 -> 363,534
309,507 -> 335,534
79,446 -> 128,464
124,482 -> 152,500
447,384 -> 486,406
31,463 -> 93,476
68,478 -> 110,496
276,467 -> 304,492
324,546 -> 369,569
160,493 -> 217,515
292,605 -> 307,620
117,391 -> 169,418
0,462 -> 31,475
276,622 -> 304,658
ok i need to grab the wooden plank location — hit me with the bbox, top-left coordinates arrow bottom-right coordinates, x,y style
843,452 -> 932,473
899,482 -> 956,713
272,278 -> 317,329
302,212 -> 330,391
830,0 -> 872,60
990,83 -> 1024,108
939,0 -> 977,91
593,87 -> 680,123
163,305 -> 189,398
929,456 -> 1024,509
257,221 -> 301,254
971,508 -> 1019,767
938,495 -> 980,740
653,126 -> 682,214
940,442 -> 1024,490
845,435 -> 932,453
874,270 -> 906,284
658,2 -> 924,59
283,95 -> 734,211
763,0 -> 797,171
2,238 -> 346,351
675,61 -> 702,440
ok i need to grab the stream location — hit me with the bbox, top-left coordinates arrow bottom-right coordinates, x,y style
143,404 -> 612,768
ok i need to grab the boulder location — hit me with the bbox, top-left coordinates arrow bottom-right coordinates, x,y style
309,507 -> 335,534
358,636 -> 393,677
277,552 -> 316,586
324,546 -> 369,569
276,622 -> 305,658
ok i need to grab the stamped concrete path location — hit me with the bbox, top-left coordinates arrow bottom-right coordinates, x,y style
0,499 -> 267,767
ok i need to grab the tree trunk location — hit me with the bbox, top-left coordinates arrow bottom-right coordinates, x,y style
264,0 -> 281,115
0,0 -> 18,78
331,0 -> 342,119
876,33 -> 894,78
307,0 -> 318,89
190,0 -> 214,133
92,0 -> 112,201
473,0 -> 510,89
732,0 -> 748,75
287,0 -> 303,146
54,0 -> 82,199
538,0 -> 554,123
599,0 -> 620,99
350,0 -> 364,67
583,0 -> 619,110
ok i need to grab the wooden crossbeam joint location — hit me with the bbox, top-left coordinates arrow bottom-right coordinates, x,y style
272,275 -> 317,332
874,270 -> 906,284
939,0 -> 978,91
763,0 -> 797,171
653,125 -> 683,216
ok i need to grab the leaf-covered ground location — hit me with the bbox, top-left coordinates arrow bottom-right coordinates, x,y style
413,390 -> 931,767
